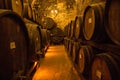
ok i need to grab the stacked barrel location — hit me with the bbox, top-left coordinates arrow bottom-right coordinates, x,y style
64,0 -> 120,80
0,0 -> 50,80
43,17 -> 64,45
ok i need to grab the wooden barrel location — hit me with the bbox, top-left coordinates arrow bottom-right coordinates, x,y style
25,23 -> 42,62
66,23 -> 70,38
0,0 -> 23,17
74,16 -> 83,40
91,52 -> 120,80
68,40 -> 73,56
40,29 -> 50,53
50,27 -> 64,44
72,42 -> 80,63
67,21 -> 72,38
44,17 -> 56,30
70,21 -> 75,39
63,25 -> 67,37
105,0 -> 120,45
78,45 -> 95,76
0,9 -> 29,80
83,3 -> 109,42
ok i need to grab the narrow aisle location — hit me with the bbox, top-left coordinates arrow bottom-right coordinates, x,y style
32,45 -> 81,80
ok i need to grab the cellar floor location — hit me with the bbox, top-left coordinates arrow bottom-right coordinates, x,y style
32,45 -> 83,80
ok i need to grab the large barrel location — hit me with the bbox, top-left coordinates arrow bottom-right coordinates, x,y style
40,29 -> 50,54
72,42 -> 80,63
70,21 -> 75,39
105,0 -> 120,45
67,21 -> 72,38
0,0 -> 23,17
63,25 -> 68,37
0,9 -> 29,80
91,52 -> 120,80
77,45 -> 95,76
68,40 -> 74,56
83,3 -> 109,42
50,27 -> 64,44
25,22 -> 42,62
44,17 -> 56,30
74,16 -> 83,40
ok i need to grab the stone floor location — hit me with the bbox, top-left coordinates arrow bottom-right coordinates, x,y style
32,45 -> 84,80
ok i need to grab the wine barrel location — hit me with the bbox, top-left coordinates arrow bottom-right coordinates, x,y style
68,40 -> 74,56
78,45 -> 95,76
74,16 -> 83,40
40,29 -> 50,53
44,17 -> 56,30
50,27 -> 64,44
66,23 -> 70,38
70,21 -> 75,39
63,25 -> 68,37
83,3 -> 109,42
67,21 -> 72,38
0,0 -> 23,17
25,23 -> 42,62
72,42 -> 80,63
105,0 -> 120,45
91,52 -> 120,80
0,9 -> 29,80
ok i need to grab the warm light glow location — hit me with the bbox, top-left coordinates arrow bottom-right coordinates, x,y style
51,9 -> 58,14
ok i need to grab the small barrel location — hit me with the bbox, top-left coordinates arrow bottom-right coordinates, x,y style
105,0 -> 120,45
72,42 -> 80,63
68,40 -> 74,56
63,25 -> 68,37
83,3 -> 109,42
70,21 -> 75,39
0,0 -> 23,17
25,22 -> 42,62
0,9 -> 29,80
67,21 -> 72,38
78,45 -> 95,76
74,16 -> 83,40
91,52 -> 120,80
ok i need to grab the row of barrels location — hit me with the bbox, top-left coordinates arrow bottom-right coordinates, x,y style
0,10 -> 50,80
41,17 -> 64,44
0,0 -> 41,24
64,38 -> 120,80
64,0 -> 120,80
64,0 -> 120,45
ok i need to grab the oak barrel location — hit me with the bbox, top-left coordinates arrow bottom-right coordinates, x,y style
70,21 -> 75,39
105,0 -> 120,45
44,17 -> 56,30
91,52 -> 120,80
40,29 -> 50,55
74,16 -> 83,40
25,23 -> 42,62
78,45 -> 95,76
0,9 -> 29,80
72,42 -> 80,63
50,27 -> 64,44
83,3 -> 109,42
